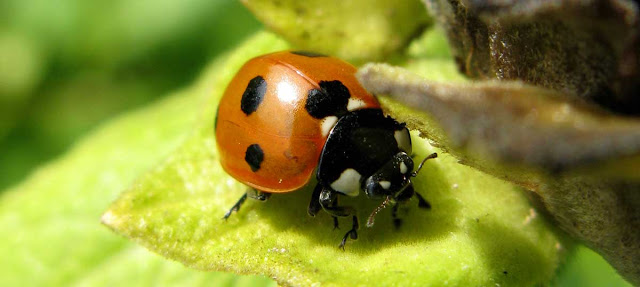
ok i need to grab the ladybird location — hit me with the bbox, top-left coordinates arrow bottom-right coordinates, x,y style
215,51 -> 436,248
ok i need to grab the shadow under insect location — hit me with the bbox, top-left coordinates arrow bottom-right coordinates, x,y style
229,152 -> 462,253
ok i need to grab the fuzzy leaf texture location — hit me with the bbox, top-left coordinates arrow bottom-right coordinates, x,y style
102,32 -> 568,286
0,29 -> 630,286
241,0 -> 430,63
0,33 -> 277,287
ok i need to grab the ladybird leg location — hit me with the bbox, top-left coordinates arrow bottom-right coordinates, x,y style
308,184 -> 340,229
223,189 -> 271,220
247,188 -> 271,201
223,193 -> 248,220
307,183 -> 323,217
339,216 -> 359,250
318,189 -> 359,249
331,198 -> 340,230
391,204 -> 402,229
414,191 -> 431,209
395,184 -> 415,202
391,184 -> 416,229
318,189 -> 355,217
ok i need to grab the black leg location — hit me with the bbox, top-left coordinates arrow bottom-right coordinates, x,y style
391,184 -> 430,228
223,193 -> 248,220
395,184 -> 430,209
332,197 -> 340,230
247,188 -> 271,201
395,184 -> 415,202
223,188 -> 270,220
309,183 -> 340,229
319,188 -> 355,217
308,183 -> 323,217
414,192 -> 431,209
339,216 -> 359,250
317,188 -> 359,249
392,204 -> 402,229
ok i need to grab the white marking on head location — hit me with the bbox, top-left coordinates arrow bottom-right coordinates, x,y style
400,162 -> 408,174
379,181 -> 391,190
320,116 -> 339,137
330,168 -> 361,197
394,129 -> 412,154
347,98 -> 366,111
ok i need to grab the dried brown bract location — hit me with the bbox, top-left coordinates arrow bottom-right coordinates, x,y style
425,0 -> 640,115
359,1 -> 640,279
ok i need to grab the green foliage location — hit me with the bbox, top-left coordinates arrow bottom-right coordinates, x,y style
102,32 -> 567,286
242,0 -> 430,63
0,32 -> 280,286
0,0 -> 261,190
0,1 -> 633,286
554,246 -> 632,287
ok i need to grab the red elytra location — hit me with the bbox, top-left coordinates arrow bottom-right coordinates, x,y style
215,51 -> 380,193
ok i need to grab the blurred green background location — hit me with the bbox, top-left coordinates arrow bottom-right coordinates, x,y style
0,1 -> 633,286
0,0 -> 261,190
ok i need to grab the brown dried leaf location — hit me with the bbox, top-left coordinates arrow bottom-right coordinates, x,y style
424,0 -> 640,114
357,63 -> 640,285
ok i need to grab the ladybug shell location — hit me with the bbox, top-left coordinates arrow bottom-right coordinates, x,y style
215,51 -> 380,193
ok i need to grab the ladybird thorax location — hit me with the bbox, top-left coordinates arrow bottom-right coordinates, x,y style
316,109 -> 414,198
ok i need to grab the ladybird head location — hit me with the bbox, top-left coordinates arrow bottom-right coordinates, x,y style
363,152 -> 437,227
363,152 -> 438,200
363,152 -> 414,199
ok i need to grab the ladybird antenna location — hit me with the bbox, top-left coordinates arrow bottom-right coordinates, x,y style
366,196 -> 392,228
411,152 -> 437,177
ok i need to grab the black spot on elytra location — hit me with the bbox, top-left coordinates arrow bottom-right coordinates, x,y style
305,80 -> 350,119
241,76 -> 267,115
245,144 -> 264,172
291,50 -> 327,58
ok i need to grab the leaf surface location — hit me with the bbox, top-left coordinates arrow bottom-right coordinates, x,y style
241,0 -> 430,62
103,30 -> 568,286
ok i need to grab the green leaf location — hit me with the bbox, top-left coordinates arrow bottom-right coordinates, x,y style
554,246 -> 633,287
241,0 -> 431,63
0,32 -> 281,287
356,43 -> 640,285
1,27 -> 629,286
103,30 -> 570,286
